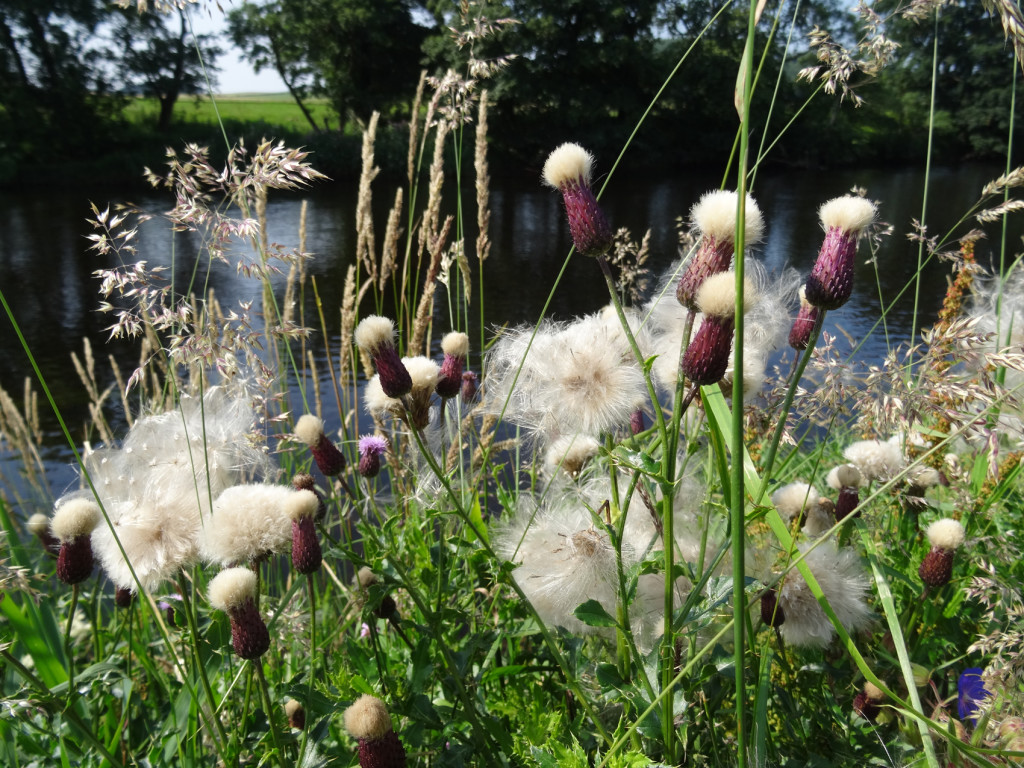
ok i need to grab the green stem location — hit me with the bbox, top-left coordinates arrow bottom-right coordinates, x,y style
254,661 -> 289,768
176,576 -> 231,759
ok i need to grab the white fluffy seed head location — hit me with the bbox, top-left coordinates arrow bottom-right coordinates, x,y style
772,482 -> 817,523
863,682 -> 885,701
691,190 -> 765,244
51,499 -> 101,542
441,331 -> 470,358
402,356 -> 440,392
696,272 -> 757,318
542,143 -> 593,189
208,566 -> 258,611
294,414 -> 325,447
826,464 -> 863,490
843,439 -> 905,483
819,195 -> 877,234
364,375 -> 403,419
356,566 -> 379,589
343,694 -> 393,740
926,518 -> 965,551
200,484 -> 297,566
285,489 -> 319,521
908,466 -> 942,489
354,316 -> 397,355
27,513 -> 51,537
544,435 -> 601,478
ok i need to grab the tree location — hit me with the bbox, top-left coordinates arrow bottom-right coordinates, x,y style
113,8 -> 223,131
0,0 -> 111,156
227,0 -> 429,130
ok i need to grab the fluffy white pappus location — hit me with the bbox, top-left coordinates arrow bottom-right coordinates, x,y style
403,355 -> 440,393
482,312 -> 647,444
94,386 -> 278,518
354,315 -> 397,355
364,375 -> 403,420
772,482 -> 818,524
51,498 -> 101,541
691,190 -> 765,244
208,566 -> 258,612
343,694 -> 393,740
926,518 -> 965,550
200,484 -> 298,566
695,272 -> 757,319
542,142 -> 593,189
777,542 -> 873,648
494,493 -> 625,635
543,434 -> 602,478
907,465 -> 942,490
286,489 -> 319,521
826,464 -> 863,490
643,258 -> 793,395
741,261 -> 801,360
441,331 -> 470,358
91,498 -> 201,591
294,414 -> 326,447
967,269 -> 1024,400
27,512 -> 51,537
843,439 -> 906,483
818,195 -> 877,234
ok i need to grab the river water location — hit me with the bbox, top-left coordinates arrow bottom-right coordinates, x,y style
0,161 -> 1019,503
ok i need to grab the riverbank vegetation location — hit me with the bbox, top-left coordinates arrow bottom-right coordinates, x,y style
3,1 -> 1024,767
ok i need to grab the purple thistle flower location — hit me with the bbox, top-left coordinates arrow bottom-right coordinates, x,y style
804,196 -> 876,310
542,143 -> 612,258
358,435 -> 389,479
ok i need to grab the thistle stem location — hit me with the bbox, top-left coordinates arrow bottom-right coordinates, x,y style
254,661 -> 289,768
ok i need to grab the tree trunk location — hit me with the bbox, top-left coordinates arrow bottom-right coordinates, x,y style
269,33 -> 322,133
156,11 -> 187,131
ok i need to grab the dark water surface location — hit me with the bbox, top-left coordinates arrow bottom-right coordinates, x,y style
0,162 -> 1019,502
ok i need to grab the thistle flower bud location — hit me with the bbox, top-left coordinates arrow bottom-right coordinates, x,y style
805,195 -> 877,310
355,316 -> 412,398
681,273 -> 756,386
358,435 -> 388,479
853,681 -> 885,722
291,473 -> 327,522
356,566 -> 397,620
436,332 -> 469,399
27,512 -> 59,555
827,464 -> 862,521
287,490 -> 322,575
343,694 -> 407,768
918,518 -> 965,588
788,285 -> 821,351
460,371 -> 478,402
542,143 -> 612,258
629,407 -> 645,436
51,499 -> 101,585
760,588 -> 785,627
676,190 -> 764,310
285,699 -> 306,730
115,585 -> 135,608
402,356 -> 440,431
294,414 -> 347,476
208,567 -> 270,660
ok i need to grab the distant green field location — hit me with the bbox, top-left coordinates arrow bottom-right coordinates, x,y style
123,94 -> 336,133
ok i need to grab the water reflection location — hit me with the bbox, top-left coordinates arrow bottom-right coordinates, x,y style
0,162 -> 1019,497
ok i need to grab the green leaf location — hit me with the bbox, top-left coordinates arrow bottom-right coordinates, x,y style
573,600 -> 618,628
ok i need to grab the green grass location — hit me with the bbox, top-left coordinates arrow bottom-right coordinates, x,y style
122,94 -> 337,133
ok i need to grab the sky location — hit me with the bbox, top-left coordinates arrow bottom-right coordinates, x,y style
186,2 -> 286,94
